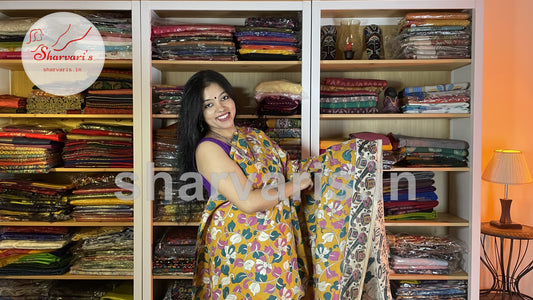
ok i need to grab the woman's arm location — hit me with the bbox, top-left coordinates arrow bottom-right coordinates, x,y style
196,141 -> 312,214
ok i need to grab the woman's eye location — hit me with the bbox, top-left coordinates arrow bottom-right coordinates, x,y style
204,103 -> 213,109
221,95 -> 230,101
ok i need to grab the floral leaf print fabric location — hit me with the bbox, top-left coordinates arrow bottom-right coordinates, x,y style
194,126 -> 391,300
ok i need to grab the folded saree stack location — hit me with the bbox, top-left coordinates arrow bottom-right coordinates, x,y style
383,171 -> 438,220
69,226 -> 133,276
152,227 -> 196,275
265,118 -> 301,160
153,123 -> 179,168
67,173 -> 133,222
84,12 -> 132,60
84,69 -> 133,114
0,178 -> 73,221
162,280 -> 194,300
255,79 -> 302,116
152,24 -> 236,61
400,82 -> 471,113
47,280 -> 116,299
153,85 -> 183,114
391,280 -> 467,300
0,124 -> 65,173
0,226 -> 72,275
0,279 -> 52,298
394,11 -> 471,59
0,18 -> 35,59
26,89 -> 85,114
387,233 -> 465,275
236,16 -> 300,61
63,122 -> 133,168
320,77 -> 387,114
154,172 -> 205,223
387,133 -> 469,167
0,94 -> 26,113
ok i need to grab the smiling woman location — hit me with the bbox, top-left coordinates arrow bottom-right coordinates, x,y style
176,70 -> 391,300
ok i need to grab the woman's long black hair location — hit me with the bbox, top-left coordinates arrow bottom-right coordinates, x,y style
176,70 -> 236,176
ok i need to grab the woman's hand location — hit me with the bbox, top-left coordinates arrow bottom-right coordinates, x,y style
296,172 -> 313,191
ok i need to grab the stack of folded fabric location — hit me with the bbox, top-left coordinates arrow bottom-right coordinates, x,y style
84,89 -> 133,115
0,18 -> 36,59
154,123 -> 179,168
0,279 -> 52,299
68,173 -> 133,222
89,69 -> 133,92
383,171 -> 438,220
153,85 -> 183,114
63,122 -> 133,168
162,280 -> 194,300
394,11 -> 471,59
26,89 -> 85,114
255,80 -> 302,116
0,124 -> 65,173
70,227 -> 133,276
153,227 -> 196,276
0,226 -> 72,275
47,280 -> 115,299
236,17 -> 300,61
387,233 -> 465,275
391,280 -> 467,300
84,69 -> 133,114
388,133 -> 469,167
320,77 -> 387,114
265,118 -> 301,160
154,172 -> 205,223
152,24 -> 236,61
0,178 -> 73,222
0,94 -> 26,113
85,12 -> 132,60
400,82 -> 471,113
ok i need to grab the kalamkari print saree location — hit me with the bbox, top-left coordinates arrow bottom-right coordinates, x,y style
194,126 -> 391,300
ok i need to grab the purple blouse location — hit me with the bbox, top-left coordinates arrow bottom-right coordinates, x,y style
195,137 -> 231,196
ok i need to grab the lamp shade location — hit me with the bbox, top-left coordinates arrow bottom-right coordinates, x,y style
482,149 -> 532,184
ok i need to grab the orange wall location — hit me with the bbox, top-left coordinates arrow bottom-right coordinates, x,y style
482,0 -> 533,294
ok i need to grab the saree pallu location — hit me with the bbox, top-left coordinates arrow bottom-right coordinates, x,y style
194,126 -> 390,300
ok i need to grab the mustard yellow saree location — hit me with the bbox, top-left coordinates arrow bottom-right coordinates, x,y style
194,126 -> 390,300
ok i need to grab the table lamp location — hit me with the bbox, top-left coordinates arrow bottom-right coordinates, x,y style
482,149 -> 532,229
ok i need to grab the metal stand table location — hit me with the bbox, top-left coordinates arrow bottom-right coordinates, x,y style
480,222 -> 533,299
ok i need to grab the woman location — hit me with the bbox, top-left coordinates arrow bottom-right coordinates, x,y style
177,70 -> 391,300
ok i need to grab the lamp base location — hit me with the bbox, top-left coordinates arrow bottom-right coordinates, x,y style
490,220 -> 522,229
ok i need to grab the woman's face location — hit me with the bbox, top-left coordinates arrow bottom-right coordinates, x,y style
202,82 -> 236,132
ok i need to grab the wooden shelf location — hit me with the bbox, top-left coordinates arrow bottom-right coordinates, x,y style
153,221 -> 200,227
0,220 -> 134,227
320,113 -> 470,120
0,59 -> 132,71
320,59 -> 471,72
151,60 -> 301,72
0,114 -> 132,119
385,213 -> 469,227
385,167 -> 469,172
153,274 -> 193,280
153,114 -> 301,119
51,167 -> 133,172
389,270 -> 468,281
0,274 -> 133,280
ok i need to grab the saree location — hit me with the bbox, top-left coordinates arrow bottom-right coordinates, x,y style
194,126 -> 391,300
